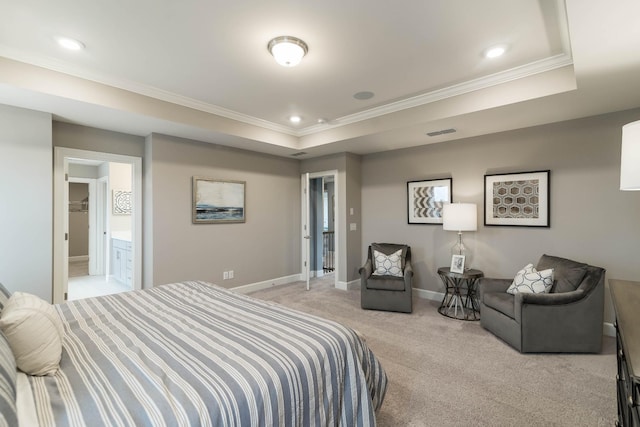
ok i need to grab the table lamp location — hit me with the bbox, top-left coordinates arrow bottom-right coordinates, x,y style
443,203 -> 477,267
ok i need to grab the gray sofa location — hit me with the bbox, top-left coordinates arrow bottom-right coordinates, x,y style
360,243 -> 413,313
479,254 -> 605,353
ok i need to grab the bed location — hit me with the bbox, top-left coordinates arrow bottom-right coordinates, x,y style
0,281 -> 387,426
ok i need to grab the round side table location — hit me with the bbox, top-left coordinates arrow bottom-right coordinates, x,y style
437,267 -> 484,321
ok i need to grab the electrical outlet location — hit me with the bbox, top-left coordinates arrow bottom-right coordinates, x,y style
229,270 -> 234,279
223,271 -> 229,280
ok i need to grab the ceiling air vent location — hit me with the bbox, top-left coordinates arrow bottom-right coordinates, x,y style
291,152 -> 307,157
426,128 -> 456,137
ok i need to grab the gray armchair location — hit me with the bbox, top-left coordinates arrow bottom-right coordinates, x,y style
360,243 -> 413,313
479,254 -> 605,353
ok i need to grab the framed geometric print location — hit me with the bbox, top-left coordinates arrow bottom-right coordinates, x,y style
484,170 -> 550,227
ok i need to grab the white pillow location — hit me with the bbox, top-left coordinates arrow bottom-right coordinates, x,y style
372,249 -> 403,277
0,292 -> 63,376
507,264 -> 554,295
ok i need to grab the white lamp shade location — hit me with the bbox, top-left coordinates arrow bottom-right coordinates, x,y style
621,120 -> 640,190
443,203 -> 477,231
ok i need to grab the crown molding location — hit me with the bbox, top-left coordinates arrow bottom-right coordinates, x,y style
0,45 -> 298,136
0,45 -> 572,139
298,53 -> 574,136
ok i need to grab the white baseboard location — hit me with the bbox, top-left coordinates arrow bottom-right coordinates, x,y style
231,274 -> 302,294
413,287 -> 444,302
603,322 -> 615,338
69,255 -> 89,262
336,279 -> 359,291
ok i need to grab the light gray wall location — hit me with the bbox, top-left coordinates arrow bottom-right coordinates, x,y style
361,108 -> 640,324
345,153 -> 362,281
146,133 -> 301,287
53,121 -> 145,157
69,164 -> 100,179
0,104 -> 52,300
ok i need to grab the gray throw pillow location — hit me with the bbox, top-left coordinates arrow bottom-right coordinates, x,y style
537,254 -> 588,293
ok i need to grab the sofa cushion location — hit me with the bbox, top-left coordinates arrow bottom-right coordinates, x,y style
372,249 -> 403,277
483,292 -> 515,319
537,254 -> 588,293
366,275 -> 406,291
506,264 -> 554,295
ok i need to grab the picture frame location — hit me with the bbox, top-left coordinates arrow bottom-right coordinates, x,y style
450,254 -> 465,274
192,177 -> 246,224
112,190 -> 132,215
407,178 -> 452,224
484,170 -> 550,227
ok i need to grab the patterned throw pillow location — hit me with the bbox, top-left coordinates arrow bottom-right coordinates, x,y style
372,249 -> 403,277
506,263 -> 554,295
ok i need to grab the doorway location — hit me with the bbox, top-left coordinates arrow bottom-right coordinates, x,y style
54,147 -> 142,303
301,170 -> 339,290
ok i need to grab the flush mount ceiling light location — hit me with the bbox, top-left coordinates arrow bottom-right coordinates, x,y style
268,36 -> 308,67
484,45 -> 507,59
56,36 -> 85,51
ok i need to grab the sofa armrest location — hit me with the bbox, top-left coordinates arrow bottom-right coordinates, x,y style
518,289 -> 585,305
479,278 -> 511,301
404,258 -> 413,279
403,258 -> 413,290
359,259 -> 372,278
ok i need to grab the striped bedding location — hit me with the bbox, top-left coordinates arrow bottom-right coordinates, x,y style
23,281 -> 387,426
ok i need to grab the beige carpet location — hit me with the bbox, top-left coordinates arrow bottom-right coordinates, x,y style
249,278 -> 616,427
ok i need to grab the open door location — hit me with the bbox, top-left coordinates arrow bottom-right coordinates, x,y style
301,173 -> 311,290
54,147 -> 142,304
301,170 -> 339,290
53,156 -> 71,301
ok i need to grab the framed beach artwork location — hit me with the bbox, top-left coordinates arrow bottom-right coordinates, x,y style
407,178 -> 452,224
484,170 -> 550,227
192,177 -> 246,224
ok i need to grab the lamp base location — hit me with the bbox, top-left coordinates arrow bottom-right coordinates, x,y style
451,232 -> 472,269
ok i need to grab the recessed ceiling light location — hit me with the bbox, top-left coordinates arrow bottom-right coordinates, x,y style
56,37 -> 85,51
484,45 -> 506,59
289,115 -> 302,124
354,91 -> 375,100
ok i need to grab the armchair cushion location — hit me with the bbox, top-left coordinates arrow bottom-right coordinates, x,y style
366,276 -> 406,291
483,292 -> 515,319
506,264 -> 554,295
537,254 -> 587,293
372,249 -> 403,277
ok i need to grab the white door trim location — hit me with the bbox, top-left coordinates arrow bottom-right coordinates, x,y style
54,147 -> 142,303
